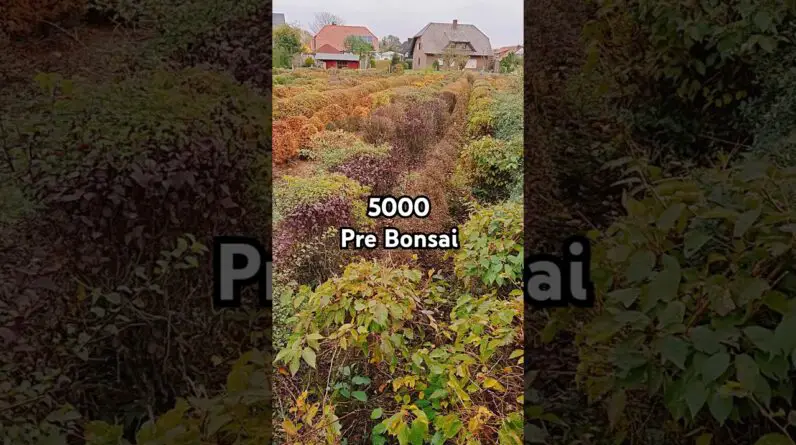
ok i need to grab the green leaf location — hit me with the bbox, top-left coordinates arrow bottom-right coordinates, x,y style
289,356 -> 300,376
708,391 -> 733,425
658,301 -> 686,327
684,231 -> 711,258
736,354 -> 760,391
758,36 -> 777,53
743,326 -> 775,353
753,433 -> 792,445
372,302 -> 389,326
429,389 -> 448,399
754,11 -> 773,30
657,335 -> 690,370
685,380 -> 708,418
525,424 -> 548,443
773,313 -> 796,353
409,419 -> 428,445
701,352 -> 730,383
691,325 -> 722,354
302,347 -> 317,369
352,376 -> 372,385
657,203 -> 685,232
649,255 -> 681,302
734,207 -> 761,238
434,414 -> 462,439
626,250 -> 656,283
371,408 -> 383,419
352,391 -> 368,402
46,404 -> 82,423
738,278 -> 770,304
608,288 -> 641,307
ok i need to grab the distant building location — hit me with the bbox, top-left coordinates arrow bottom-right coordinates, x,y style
376,51 -> 401,61
408,20 -> 493,70
315,52 -> 361,69
273,13 -> 285,27
311,25 -> 379,53
494,45 -> 523,60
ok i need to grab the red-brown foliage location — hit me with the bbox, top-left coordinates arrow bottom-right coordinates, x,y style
273,120 -> 298,164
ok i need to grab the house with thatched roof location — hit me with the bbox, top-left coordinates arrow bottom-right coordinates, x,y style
407,20 -> 493,70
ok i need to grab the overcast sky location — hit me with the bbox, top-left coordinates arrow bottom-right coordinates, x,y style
273,0 -> 523,48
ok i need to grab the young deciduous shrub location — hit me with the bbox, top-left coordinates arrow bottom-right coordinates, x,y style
274,173 -> 370,227
275,260 -> 524,444
491,91 -> 523,141
452,201 -> 523,290
578,156 -> 796,431
361,113 -> 398,145
14,70 -> 267,272
308,132 -> 395,193
273,120 -> 298,164
273,174 -> 371,283
459,136 -> 523,203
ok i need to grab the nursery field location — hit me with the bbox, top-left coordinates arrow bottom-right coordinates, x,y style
271,68 -> 524,444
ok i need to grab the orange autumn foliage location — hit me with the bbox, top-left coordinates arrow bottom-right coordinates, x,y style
273,120 -> 298,165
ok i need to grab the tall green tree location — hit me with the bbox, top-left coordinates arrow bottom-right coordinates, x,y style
500,52 -> 521,73
273,24 -> 303,69
344,35 -> 374,68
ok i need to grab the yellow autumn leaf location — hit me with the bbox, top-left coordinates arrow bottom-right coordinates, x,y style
282,419 -> 299,436
483,377 -> 506,392
304,404 -> 318,426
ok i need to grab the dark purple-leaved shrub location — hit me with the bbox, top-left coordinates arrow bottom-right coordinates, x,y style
329,155 -> 397,194
274,194 -> 360,283
35,137 -> 253,274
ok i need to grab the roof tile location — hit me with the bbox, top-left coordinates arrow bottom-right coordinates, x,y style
312,25 -> 379,52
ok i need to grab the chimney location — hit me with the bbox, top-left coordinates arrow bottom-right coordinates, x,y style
453,19 -> 458,28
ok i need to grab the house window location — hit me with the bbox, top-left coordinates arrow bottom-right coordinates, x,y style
337,60 -> 348,69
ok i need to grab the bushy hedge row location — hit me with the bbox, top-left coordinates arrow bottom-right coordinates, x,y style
272,73 -> 450,165
273,173 -> 371,285
458,77 -> 524,204
273,73 -> 442,120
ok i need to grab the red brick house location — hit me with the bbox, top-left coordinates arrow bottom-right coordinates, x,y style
311,24 -> 379,53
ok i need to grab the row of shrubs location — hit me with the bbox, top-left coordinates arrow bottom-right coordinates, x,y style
273,72 -> 525,444
272,73 -> 455,164
272,78 -> 471,286
458,76 -> 524,204
272,72 -> 443,119
273,70 -> 405,99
